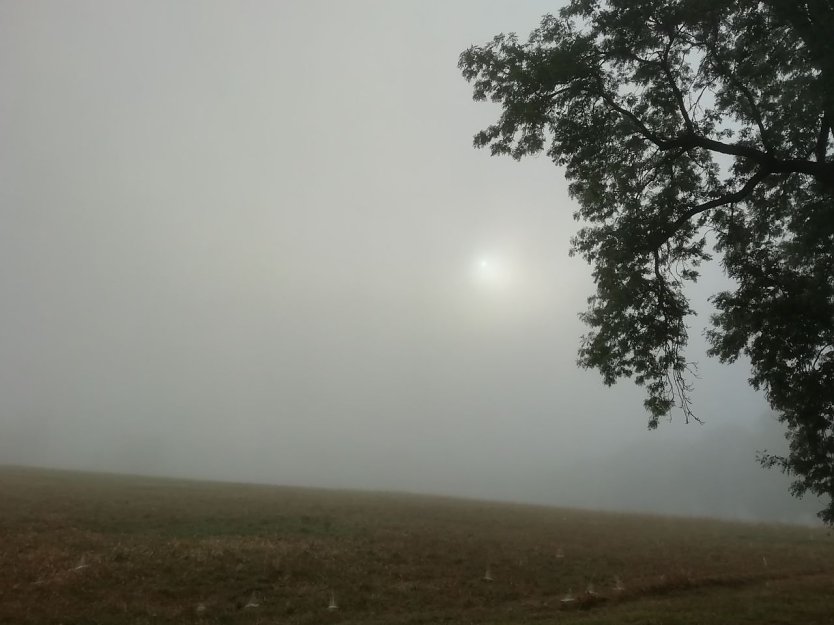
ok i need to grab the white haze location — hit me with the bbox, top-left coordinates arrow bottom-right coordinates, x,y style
0,0 -> 821,524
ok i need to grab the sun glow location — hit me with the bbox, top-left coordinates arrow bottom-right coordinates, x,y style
473,254 -> 512,289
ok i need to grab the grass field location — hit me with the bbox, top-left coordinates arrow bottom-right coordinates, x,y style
1,466 -> 833,625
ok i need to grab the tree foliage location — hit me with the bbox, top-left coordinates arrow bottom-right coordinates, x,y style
460,0 -> 834,522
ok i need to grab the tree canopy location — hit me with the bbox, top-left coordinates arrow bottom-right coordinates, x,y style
460,0 -> 834,522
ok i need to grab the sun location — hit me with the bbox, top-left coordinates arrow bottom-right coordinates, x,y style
473,254 -> 511,288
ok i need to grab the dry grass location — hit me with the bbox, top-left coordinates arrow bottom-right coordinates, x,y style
1,466 -> 832,624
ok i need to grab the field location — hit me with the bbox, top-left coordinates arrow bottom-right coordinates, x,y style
1,466 -> 833,625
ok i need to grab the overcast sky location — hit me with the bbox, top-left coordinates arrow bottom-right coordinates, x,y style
0,0 -> 820,523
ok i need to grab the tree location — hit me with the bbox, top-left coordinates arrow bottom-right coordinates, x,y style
460,0 -> 834,522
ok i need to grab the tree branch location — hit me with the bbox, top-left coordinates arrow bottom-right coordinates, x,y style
702,35 -> 774,153
597,85 -> 834,186
651,247 -> 700,425
596,86 -> 668,145
636,147 -> 690,194
544,84 -> 581,99
657,168 -> 772,248
660,35 -> 694,132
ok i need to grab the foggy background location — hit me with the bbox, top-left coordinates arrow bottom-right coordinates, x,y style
0,0 -> 820,524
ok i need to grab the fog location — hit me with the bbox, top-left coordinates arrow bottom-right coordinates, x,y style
0,1 -> 821,524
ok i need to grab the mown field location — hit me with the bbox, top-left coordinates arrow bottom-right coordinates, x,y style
1,466 -> 833,625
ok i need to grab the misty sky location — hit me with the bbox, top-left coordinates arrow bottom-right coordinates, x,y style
0,1 -> 820,523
